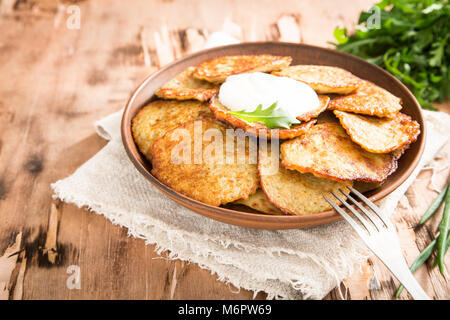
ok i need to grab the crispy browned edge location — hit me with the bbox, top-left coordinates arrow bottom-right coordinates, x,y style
256,147 -> 350,216
256,149 -> 296,216
281,158 -> 397,183
130,100 -> 214,161
280,124 -> 399,183
209,95 -> 317,139
193,55 -> 293,83
392,144 -> 411,160
272,65 -> 361,93
154,67 -> 219,102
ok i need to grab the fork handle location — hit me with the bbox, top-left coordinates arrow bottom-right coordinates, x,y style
388,263 -> 431,300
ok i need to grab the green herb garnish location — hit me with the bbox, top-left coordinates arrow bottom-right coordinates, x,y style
331,0 -> 449,109
228,102 -> 300,129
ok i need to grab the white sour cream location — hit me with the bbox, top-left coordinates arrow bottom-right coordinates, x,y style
218,72 -> 319,119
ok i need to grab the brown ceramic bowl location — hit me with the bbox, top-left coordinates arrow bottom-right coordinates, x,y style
121,42 -> 425,230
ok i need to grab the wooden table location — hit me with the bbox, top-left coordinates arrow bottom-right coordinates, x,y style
0,0 -> 448,300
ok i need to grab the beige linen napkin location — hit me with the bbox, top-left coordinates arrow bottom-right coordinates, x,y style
51,106 -> 450,299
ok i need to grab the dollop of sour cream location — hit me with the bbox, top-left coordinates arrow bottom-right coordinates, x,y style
218,72 -> 319,119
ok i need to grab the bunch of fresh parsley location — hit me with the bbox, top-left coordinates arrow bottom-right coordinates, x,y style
332,0 -> 449,109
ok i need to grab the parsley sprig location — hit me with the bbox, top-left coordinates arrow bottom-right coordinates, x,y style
228,102 -> 300,129
332,0 -> 449,109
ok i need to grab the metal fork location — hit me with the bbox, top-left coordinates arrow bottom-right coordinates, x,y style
323,186 -> 431,300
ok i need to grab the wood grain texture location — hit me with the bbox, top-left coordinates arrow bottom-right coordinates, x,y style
0,0 -> 448,300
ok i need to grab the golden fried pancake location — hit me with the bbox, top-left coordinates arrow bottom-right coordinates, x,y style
280,123 -> 398,183
235,189 -> 284,215
334,110 -> 420,153
151,119 -> 259,206
155,67 -> 219,102
258,145 -> 352,215
132,100 -> 213,160
327,80 -> 402,117
194,55 -> 292,83
209,95 -> 316,139
272,65 -> 361,94
296,95 -> 330,121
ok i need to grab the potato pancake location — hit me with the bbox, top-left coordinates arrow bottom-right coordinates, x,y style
258,145 -> 352,215
209,95 -> 316,139
334,110 -> 420,153
327,80 -> 402,117
151,119 -> 259,206
132,100 -> 213,160
296,95 -> 330,121
235,189 -> 284,215
272,65 -> 361,94
193,55 -> 292,83
155,67 -> 219,102
280,123 -> 398,183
